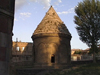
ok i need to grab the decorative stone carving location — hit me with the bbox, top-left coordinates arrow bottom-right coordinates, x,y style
33,6 -> 71,36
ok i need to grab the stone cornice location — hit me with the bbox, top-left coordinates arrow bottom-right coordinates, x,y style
32,33 -> 72,40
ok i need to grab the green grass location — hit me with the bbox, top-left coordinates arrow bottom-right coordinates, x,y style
45,63 -> 100,75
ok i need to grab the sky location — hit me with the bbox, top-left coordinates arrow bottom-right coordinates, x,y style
13,0 -> 89,50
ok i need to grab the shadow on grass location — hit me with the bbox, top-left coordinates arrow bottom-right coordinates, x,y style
45,63 -> 100,75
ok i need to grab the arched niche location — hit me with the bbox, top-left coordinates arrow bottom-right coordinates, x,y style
35,43 -> 47,63
51,54 -> 55,63
46,43 -> 58,63
59,44 -> 68,63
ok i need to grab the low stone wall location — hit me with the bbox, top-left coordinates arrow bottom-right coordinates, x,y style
71,60 -> 100,65
11,61 -> 33,66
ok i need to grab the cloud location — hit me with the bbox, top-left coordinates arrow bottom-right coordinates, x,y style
18,12 -> 32,20
15,0 -> 62,10
15,0 -> 27,11
30,0 -> 37,2
30,0 -> 51,9
20,12 -> 31,17
57,7 -> 74,15
14,18 -> 18,21
54,0 -> 62,5
58,0 -> 62,3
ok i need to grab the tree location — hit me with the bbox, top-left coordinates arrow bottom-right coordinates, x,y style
74,0 -> 100,63
74,50 -> 82,54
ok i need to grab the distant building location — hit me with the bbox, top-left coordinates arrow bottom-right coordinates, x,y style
71,49 -> 93,61
12,41 -> 33,65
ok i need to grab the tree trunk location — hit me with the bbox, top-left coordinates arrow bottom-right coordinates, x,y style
93,44 -> 96,63
93,51 -> 96,63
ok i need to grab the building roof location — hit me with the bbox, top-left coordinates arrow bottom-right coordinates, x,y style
33,6 -> 71,36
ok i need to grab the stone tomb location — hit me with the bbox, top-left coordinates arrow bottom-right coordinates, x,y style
31,6 -> 72,68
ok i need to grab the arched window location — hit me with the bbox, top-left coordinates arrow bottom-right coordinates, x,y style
22,47 -> 24,51
16,47 -> 19,51
51,54 -> 55,63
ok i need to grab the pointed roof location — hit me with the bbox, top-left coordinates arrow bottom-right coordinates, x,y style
33,6 -> 71,36
42,6 -> 62,23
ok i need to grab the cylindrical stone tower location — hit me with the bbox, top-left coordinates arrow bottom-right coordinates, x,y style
31,6 -> 72,68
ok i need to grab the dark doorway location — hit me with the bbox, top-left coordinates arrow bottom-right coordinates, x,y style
51,54 -> 55,63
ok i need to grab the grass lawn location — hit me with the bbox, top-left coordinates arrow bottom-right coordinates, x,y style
45,63 -> 100,75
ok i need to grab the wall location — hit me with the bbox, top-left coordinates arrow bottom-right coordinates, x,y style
33,34 -> 71,66
0,0 -> 15,75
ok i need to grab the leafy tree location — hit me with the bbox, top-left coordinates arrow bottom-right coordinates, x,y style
74,0 -> 100,63
74,50 -> 82,54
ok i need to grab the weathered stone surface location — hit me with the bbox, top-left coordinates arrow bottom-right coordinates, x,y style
0,61 -> 8,75
0,0 -> 15,75
32,6 -> 72,69
33,6 -> 71,36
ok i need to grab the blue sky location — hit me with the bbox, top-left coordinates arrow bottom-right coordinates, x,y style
13,0 -> 88,49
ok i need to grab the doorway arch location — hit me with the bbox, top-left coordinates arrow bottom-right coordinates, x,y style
51,54 -> 55,63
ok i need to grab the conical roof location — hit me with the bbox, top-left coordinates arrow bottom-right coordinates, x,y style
33,6 -> 71,36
